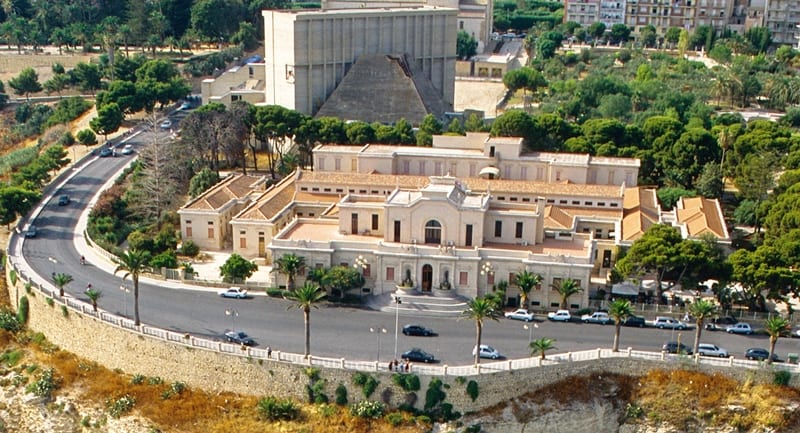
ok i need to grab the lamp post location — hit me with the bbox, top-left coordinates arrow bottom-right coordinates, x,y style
225,308 -> 239,329
393,294 -> 402,359
523,323 -> 538,345
480,261 -> 494,292
119,284 -> 130,317
370,326 -> 387,361
354,255 -> 368,296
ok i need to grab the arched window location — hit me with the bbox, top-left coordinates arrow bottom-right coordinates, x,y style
424,220 -> 442,244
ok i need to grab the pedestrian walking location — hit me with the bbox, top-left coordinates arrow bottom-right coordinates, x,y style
85,283 -> 92,293
267,346 -> 272,359
404,359 -> 410,372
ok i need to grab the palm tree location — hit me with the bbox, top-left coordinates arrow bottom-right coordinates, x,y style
462,297 -> 501,366
553,279 -> 583,309
85,288 -> 101,312
529,337 -> 557,360
688,299 -> 718,355
285,282 -> 327,358
53,273 -> 73,297
608,299 -> 633,352
515,270 -> 542,310
113,249 -> 151,326
273,253 -> 306,291
764,316 -> 790,365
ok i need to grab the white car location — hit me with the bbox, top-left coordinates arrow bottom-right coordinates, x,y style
121,144 -> 134,155
504,309 -> 535,322
726,323 -> 753,335
547,310 -> 572,322
472,344 -> 503,359
218,287 -> 248,299
159,119 -> 173,129
653,317 -> 688,330
581,311 -> 612,325
697,343 -> 729,358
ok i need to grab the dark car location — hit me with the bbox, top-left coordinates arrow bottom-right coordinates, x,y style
745,348 -> 778,362
224,330 -> 255,346
402,324 -> 436,337
57,195 -> 70,206
23,225 -> 37,238
662,341 -> 692,355
401,348 -> 435,363
98,147 -> 113,157
623,315 -> 646,327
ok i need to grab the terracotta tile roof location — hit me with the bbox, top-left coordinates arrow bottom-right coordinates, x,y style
621,187 -> 660,241
181,174 -> 264,211
298,171 -> 430,189
235,175 -> 297,222
676,197 -> 729,239
544,206 -> 622,230
463,177 -> 623,197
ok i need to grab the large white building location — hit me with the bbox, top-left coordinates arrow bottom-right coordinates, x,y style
178,134 -> 729,308
262,6 -> 457,116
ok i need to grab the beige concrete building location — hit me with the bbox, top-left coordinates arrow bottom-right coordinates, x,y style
262,6 -> 457,116
201,62 -> 266,106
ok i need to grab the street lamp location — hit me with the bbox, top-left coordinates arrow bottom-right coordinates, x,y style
119,284 -> 130,317
393,295 -> 402,359
523,323 -> 538,344
225,308 -> 239,329
480,261 -> 493,276
369,326 -> 387,361
354,255 -> 368,274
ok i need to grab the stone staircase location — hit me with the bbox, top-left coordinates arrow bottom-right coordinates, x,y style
369,292 -> 469,317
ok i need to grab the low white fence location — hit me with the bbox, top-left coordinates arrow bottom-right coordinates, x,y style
9,259 -> 800,378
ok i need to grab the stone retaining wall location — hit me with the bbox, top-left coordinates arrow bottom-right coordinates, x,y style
9,274 -> 797,415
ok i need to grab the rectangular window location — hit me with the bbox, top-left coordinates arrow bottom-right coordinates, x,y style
335,158 -> 341,170
552,277 -> 562,289
351,213 -> 358,234
520,166 -> 528,179
515,222 -> 523,238
239,237 -> 246,248
394,220 -> 401,242
487,273 -> 495,286
403,161 -> 410,174
459,271 -> 468,285
186,227 -> 192,237
363,264 -> 371,278
494,221 -> 502,237
351,158 -> 357,171
318,158 -> 325,170
509,273 -> 517,286
489,146 -> 495,157
419,161 -> 426,174
386,267 -> 395,281
469,164 -> 476,177
435,162 -> 442,175
207,228 -> 214,239
371,214 -> 379,231
465,224 -> 473,247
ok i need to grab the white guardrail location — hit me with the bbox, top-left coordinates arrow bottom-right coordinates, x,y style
9,259 -> 800,377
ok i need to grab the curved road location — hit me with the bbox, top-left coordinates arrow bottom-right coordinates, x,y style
14,117 -> 800,366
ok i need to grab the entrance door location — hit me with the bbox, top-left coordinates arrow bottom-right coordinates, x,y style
421,264 -> 433,292
351,213 -> 358,235
258,235 -> 265,257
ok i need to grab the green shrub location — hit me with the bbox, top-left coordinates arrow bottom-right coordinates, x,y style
352,372 -> 368,386
454,376 -> 466,385
131,374 -> 145,385
0,308 -> 21,332
334,383 -> 348,406
466,380 -> 479,402
363,376 -> 378,398
416,415 -> 431,424
147,376 -> 163,385
266,288 -> 290,298
303,367 -> 320,380
61,305 -> 69,317
385,412 -> 405,426
257,396 -> 300,421
625,402 -> 644,419
392,373 -> 421,391
774,370 -> 791,386
149,250 -> 178,269
180,240 -> 200,257
170,381 -> 186,394
106,394 -> 136,418
17,296 -> 28,324
319,403 -> 336,417
26,368 -> 58,398
349,400 -> 385,419
574,307 -> 593,317
81,416 -> 91,427
45,96 -> 91,128
2,349 -> 23,367
465,423 -> 482,433
46,297 -> 54,307
24,283 -> 32,294
424,378 -> 445,411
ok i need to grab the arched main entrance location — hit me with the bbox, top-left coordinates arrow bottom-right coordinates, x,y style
421,264 -> 433,292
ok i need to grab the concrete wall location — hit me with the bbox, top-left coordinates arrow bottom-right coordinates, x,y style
10,269 -> 799,416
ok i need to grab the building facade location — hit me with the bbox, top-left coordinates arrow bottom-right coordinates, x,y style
262,7 -> 457,116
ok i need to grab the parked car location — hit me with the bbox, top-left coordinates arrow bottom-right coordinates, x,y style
793,327 -> 800,338
654,317 -> 688,330
581,311 -> 612,325
57,195 -> 70,206
712,316 -> 738,325
547,310 -> 572,322
159,119 -> 173,129
218,287 -> 248,299
504,309 -> 535,322
121,145 -> 134,155
623,315 -> 646,327
745,347 -> 778,362
662,341 -> 692,355
402,324 -> 435,336
401,348 -> 435,363
224,330 -> 255,346
179,101 -> 192,110
23,225 -> 37,238
726,323 -> 753,335
472,344 -> 503,360
697,343 -> 729,357
98,147 -> 113,157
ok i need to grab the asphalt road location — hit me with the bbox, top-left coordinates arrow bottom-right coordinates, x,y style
17,111 -> 800,366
